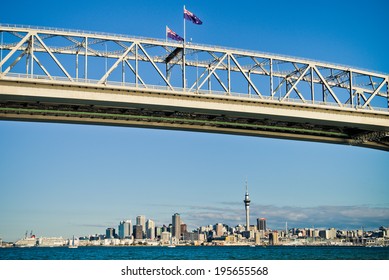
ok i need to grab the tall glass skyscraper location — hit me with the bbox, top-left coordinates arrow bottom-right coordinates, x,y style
257,218 -> 266,231
118,220 -> 132,239
146,219 -> 155,240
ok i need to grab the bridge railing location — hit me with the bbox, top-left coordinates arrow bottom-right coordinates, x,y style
1,23 -> 387,77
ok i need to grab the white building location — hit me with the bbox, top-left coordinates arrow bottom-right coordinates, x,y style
161,231 -> 171,244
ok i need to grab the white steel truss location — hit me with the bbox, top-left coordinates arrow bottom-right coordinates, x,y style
0,24 -> 388,112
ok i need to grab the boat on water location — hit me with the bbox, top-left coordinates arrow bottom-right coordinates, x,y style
14,231 -> 37,248
68,235 -> 78,249
167,235 -> 176,248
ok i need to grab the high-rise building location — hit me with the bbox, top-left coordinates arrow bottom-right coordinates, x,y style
243,182 -> 251,231
257,218 -> 266,231
106,228 -> 115,239
133,225 -> 143,240
136,215 -> 146,235
181,224 -> 188,234
118,220 -> 132,239
215,223 -> 224,237
146,219 -> 155,240
269,231 -> 279,245
172,213 -> 181,239
155,227 -> 163,238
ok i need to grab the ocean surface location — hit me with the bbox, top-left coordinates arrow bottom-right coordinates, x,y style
1,246 -> 388,260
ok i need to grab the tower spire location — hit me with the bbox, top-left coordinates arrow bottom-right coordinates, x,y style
243,180 -> 251,231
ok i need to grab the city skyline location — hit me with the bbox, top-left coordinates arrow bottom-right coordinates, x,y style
1,0 -> 389,242
3,186 -> 388,242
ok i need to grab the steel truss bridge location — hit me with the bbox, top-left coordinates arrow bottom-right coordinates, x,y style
0,24 -> 388,150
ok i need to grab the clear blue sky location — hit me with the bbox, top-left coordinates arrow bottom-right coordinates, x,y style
0,0 -> 388,242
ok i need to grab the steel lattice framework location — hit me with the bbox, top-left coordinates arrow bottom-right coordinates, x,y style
1,24 -> 389,150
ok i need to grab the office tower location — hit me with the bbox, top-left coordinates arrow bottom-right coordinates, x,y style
105,228 -> 115,239
155,227 -> 163,238
136,215 -> 146,235
269,231 -> 279,245
257,218 -> 266,231
181,224 -> 188,234
215,223 -> 223,237
146,219 -> 155,240
172,213 -> 181,239
118,220 -> 132,239
133,225 -> 143,240
243,182 -> 251,231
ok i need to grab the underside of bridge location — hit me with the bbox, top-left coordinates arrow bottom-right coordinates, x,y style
0,80 -> 388,151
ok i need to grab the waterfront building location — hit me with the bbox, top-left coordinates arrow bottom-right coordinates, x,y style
105,228 -> 115,239
319,228 -> 337,240
172,213 -> 181,239
155,226 -> 163,238
297,229 -> 307,237
257,218 -> 266,231
269,231 -> 279,245
242,230 -> 254,239
306,228 -> 315,238
183,232 -> 200,242
118,220 -> 132,239
200,225 -> 213,233
161,231 -> 171,244
243,182 -> 251,231
255,232 -> 261,245
162,225 -> 169,232
181,224 -> 188,234
146,219 -> 155,240
225,235 -> 237,243
328,228 -> 336,239
133,225 -> 143,240
236,224 -> 245,233
136,215 -> 146,235
215,223 -> 224,237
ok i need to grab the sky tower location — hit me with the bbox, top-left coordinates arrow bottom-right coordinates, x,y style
243,181 -> 251,231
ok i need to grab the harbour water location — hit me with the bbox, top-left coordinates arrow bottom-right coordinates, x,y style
1,246 -> 388,260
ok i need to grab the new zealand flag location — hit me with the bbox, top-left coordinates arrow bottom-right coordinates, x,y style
184,8 -> 203,25
167,27 -> 184,42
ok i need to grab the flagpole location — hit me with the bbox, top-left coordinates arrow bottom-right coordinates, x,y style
183,5 -> 186,91
165,26 -> 168,86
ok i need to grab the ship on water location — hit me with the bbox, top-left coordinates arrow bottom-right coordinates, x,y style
38,237 -> 66,247
14,231 -> 37,247
14,231 -> 66,247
